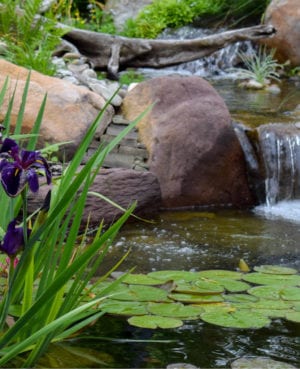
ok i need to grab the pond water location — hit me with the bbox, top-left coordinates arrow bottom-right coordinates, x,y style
39,208 -> 300,368
42,62 -> 300,367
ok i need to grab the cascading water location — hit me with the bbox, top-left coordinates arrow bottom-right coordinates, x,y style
253,123 -> 300,221
137,25 -> 256,78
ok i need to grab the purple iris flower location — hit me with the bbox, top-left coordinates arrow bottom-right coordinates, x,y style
0,138 -> 51,197
0,220 -> 30,257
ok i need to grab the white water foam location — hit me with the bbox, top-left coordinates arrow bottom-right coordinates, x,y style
255,200 -> 300,223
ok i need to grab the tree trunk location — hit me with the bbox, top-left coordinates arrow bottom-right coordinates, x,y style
61,24 -> 276,77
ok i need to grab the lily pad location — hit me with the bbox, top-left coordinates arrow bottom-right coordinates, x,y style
253,265 -> 298,275
201,309 -> 270,329
122,274 -> 167,285
110,285 -> 169,302
169,293 -> 224,304
243,272 -> 300,286
285,311 -> 300,323
224,294 -> 259,304
147,302 -> 204,318
197,270 -> 242,280
128,315 -> 183,329
101,300 -> 148,316
248,285 -> 300,301
148,270 -> 199,282
175,280 -> 224,295
213,278 -> 251,293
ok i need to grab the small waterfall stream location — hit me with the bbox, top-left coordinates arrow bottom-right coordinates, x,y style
138,25 -> 256,78
253,124 -> 300,222
258,124 -> 300,206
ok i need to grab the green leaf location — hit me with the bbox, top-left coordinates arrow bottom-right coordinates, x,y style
253,265 -> 298,275
248,285 -> 300,301
243,273 -> 300,286
101,300 -> 148,316
148,270 -> 200,282
285,311 -> 300,323
224,294 -> 259,304
210,278 -> 250,293
197,270 -> 242,280
169,293 -> 223,304
147,302 -> 203,318
121,274 -> 166,285
110,285 -> 169,302
175,280 -> 224,295
201,309 -> 270,329
128,315 -> 183,329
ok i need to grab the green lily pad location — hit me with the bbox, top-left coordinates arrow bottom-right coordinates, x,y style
247,299 -> 292,310
101,300 -> 148,316
128,315 -> 183,329
292,302 -> 300,311
248,285 -> 300,301
253,265 -> 298,275
197,270 -> 242,280
148,270 -> 199,282
285,311 -> 300,323
214,278 -> 251,293
169,293 -> 224,304
122,274 -> 167,285
243,273 -> 300,286
252,309 -> 292,319
175,280 -> 224,295
201,309 -> 270,329
224,294 -> 259,304
110,285 -> 169,302
147,302 -> 203,318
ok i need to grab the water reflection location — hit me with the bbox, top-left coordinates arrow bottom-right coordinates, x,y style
105,209 -> 300,274
65,316 -> 299,368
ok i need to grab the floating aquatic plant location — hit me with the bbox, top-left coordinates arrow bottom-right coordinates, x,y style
93,265 -> 300,330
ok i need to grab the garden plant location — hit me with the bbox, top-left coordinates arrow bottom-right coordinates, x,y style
0,75 -> 150,367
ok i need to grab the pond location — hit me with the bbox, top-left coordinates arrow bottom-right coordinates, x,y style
39,208 -> 300,368
40,77 -> 300,368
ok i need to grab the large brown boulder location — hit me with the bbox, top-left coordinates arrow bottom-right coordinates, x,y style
261,0 -> 300,66
28,168 -> 161,225
122,76 -> 255,208
0,59 -> 113,159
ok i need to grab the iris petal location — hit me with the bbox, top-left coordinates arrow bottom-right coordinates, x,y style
1,163 -> 22,196
0,220 -> 25,256
0,138 -> 18,154
27,169 -> 39,193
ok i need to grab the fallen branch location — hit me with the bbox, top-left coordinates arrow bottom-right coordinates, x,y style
62,24 -> 276,77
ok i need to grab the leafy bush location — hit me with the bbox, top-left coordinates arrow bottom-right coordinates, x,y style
121,0 -> 272,39
0,0 -> 66,75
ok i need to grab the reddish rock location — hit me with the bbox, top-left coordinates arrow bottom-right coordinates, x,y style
28,168 -> 161,226
0,59 -> 113,159
261,0 -> 300,66
122,76 -> 255,208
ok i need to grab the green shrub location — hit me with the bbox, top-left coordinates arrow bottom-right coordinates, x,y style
121,0 -> 272,39
0,0 -> 66,75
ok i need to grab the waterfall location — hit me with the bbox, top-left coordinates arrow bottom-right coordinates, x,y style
247,123 -> 300,222
258,124 -> 300,206
137,26 -> 256,78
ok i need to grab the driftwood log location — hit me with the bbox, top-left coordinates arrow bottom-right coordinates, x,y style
62,24 -> 276,77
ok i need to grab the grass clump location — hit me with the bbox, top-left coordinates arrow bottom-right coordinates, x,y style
233,47 -> 283,85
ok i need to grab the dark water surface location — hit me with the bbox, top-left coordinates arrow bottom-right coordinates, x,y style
38,209 -> 300,368
39,78 -> 300,368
